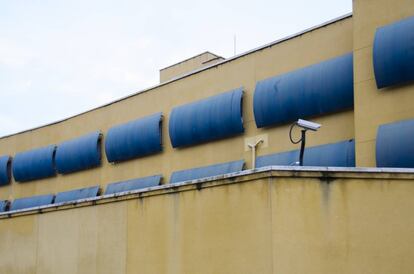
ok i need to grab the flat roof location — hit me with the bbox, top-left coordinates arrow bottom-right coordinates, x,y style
0,12 -> 352,139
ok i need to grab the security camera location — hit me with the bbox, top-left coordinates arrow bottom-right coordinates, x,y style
296,119 -> 321,131
289,119 -> 322,166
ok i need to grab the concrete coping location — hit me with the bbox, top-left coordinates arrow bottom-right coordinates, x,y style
1,165 -> 414,218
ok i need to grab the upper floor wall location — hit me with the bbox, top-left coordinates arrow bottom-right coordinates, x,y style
352,0 -> 414,166
0,15 -> 354,200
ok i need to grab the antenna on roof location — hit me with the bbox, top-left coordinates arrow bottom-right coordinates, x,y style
233,35 -> 237,56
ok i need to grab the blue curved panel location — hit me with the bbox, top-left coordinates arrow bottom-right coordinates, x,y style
55,131 -> 102,174
170,160 -> 245,183
256,150 -> 299,167
256,140 -> 355,168
373,16 -> 414,89
55,186 -> 100,203
376,119 -> 414,167
105,113 -> 162,163
0,155 -> 11,186
169,87 -> 244,148
105,175 -> 162,195
13,145 -> 56,182
10,194 -> 54,211
0,200 -> 7,212
254,53 -> 353,128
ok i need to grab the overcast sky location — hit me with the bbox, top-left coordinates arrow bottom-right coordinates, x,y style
0,0 -> 351,137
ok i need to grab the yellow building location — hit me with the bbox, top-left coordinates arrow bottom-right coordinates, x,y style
1,0 -> 414,273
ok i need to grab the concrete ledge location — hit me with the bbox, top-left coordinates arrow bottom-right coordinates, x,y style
2,165 -> 414,218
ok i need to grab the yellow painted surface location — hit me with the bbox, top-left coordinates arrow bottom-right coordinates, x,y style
1,171 -> 414,274
352,0 -> 414,166
0,202 -> 127,274
3,1 -> 414,272
0,16 -> 353,200
0,216 -> 38,273
2,1 -> 414,273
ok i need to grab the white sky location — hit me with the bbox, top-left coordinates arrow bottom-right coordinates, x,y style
0,0 -> 352,137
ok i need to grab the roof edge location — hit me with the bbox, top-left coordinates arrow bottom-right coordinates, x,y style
0,12 -> 352,140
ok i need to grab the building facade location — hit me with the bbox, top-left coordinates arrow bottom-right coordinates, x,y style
1,0 -> 414,273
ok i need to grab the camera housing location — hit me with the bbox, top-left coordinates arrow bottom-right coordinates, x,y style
296,119 -> 321,131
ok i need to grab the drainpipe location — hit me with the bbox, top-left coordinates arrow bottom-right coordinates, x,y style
248,139 -> 264,169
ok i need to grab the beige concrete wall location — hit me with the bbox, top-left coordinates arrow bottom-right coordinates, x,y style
160,52 -> 224,82
0,17 -> 354,201
353,0 -> 414,166
1,171 -> 414,274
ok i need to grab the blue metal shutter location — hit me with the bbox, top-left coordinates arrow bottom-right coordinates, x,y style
55,131 -> 102,174
253,53 -> 353,128
10,194 -> 54,211
169,87 -> 244,147
55,186 -> 100,203
376,119 -> 414,167
105,113 -> 162,163
373,15 -> 414,89
0,155 -> 11,185
256,140 -> 355,167
170,160 -> 245,183
13,145 -> 56,182
105,175 -> 162,195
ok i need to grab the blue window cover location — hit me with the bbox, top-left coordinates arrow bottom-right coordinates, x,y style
170,160 -> 245,183
376,119 -> 414,167
55,131 -> 102,174
54,185 -> 100,203
0,200 -> 7,212
10,194 -> 54,211
13,145 -> 56,182
256,150 -> 299,167
169,87 -> 244,148
373,15 -> 414,89
105,175 -> 162,195
256,140 -> 355,168
0,155 -> 11,186
105,113 -> 162,163
253,53 -> 353,128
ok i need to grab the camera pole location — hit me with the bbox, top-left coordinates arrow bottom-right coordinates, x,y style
299,129 -> 306,166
